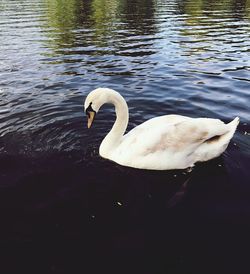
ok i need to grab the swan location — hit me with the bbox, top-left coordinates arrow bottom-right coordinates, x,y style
84,88 -> 239,170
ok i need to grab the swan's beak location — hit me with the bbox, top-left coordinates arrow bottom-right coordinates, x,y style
87,111 -> 95,128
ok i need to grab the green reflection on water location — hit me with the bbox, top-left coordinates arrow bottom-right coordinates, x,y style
179,0 -> 250,19
43,0 -> 249,51
43,0 -> 156,51
176,0 -> 250,40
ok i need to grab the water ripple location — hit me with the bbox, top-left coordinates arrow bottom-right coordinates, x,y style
1,7 -> 250,269
0,0 -> 249,165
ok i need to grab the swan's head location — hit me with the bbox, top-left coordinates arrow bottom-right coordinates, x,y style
84,88 -> 114,128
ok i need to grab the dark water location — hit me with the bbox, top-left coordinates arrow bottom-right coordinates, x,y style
0,0 -> 250,273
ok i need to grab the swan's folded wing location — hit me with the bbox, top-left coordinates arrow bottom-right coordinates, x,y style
120,117 -> 229,158
167,118 -> 230,150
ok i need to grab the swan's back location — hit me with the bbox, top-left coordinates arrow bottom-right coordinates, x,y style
108,115 -> 239,170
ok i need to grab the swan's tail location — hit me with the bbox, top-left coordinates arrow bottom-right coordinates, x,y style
211,116 -> 240,153
195,117 -> 240,162
212,117 -> 239,148
226,116 -> 240,139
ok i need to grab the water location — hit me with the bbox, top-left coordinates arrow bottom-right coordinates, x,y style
0,0 -> 250,273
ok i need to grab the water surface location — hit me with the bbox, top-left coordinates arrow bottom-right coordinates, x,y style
0,0 -> 250,273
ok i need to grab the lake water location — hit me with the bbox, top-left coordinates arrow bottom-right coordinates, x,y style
0,0 -> 250,273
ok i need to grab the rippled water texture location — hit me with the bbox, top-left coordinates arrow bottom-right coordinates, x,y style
0,0 -> 250,273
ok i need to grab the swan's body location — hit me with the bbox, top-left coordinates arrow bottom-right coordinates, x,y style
84,88 -> 239,170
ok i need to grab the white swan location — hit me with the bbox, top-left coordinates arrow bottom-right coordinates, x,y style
84,88 -> 239,170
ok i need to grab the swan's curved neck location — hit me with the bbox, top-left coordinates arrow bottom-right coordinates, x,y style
100,91 -> 129,156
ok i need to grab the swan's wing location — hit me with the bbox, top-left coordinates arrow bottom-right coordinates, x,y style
163,118 -> 230,151
121,114 -> 189,148
113,116 -> 231,170
122,117 -> 229,155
